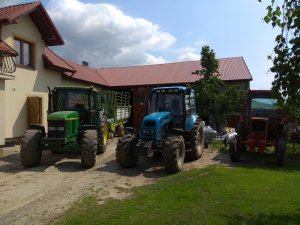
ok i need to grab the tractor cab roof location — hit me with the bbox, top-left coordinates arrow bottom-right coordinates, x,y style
53,86 -> 98,93
152,86 -> 193,94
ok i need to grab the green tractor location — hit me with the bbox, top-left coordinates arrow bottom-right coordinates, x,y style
20,86 -> 130,168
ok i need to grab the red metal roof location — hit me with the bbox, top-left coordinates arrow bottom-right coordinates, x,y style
0,41 -> 18,56
47,51 -> 251,87
0,2 -> 64,46
96,57 -> 252,87
63,60 -> 109,87
43,47 -> 75,73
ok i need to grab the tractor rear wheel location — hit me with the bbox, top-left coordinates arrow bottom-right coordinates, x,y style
229,136 -> 241,162
97,118 -> 107,155
81,130 -> 97,168
116,133 -> 138,168
164,136 -> 185,173
186,119 -> 204,160
276,139 -> 286,167
20,130 -> 43,168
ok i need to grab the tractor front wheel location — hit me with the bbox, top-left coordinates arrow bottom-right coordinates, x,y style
116,133 -> 138,168
229,136 -> 241,162
81,130 -> 97,168
276,139 -> 286,167
186,119 -> 204,160
20,130 -> 43,168
164,136 -> 185,173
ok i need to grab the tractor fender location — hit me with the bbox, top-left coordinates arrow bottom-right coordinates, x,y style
125,127 -> 138,136
28,124 -> 46,138
185,115 -> 200,132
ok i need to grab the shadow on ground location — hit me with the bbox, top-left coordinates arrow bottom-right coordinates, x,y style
97,154 -> 170,179
0,148 -> 85,173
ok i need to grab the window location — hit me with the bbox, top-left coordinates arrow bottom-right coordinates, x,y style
186,92 -> 196,114
14,38 -> 34,68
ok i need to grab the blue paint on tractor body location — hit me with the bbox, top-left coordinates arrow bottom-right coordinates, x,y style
140,111 -> 173,140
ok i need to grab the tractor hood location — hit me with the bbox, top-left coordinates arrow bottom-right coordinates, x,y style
142,112 -> 172,125
48,111 -> 79,120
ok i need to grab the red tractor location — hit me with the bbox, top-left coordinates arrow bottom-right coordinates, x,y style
228,90 -> 287,166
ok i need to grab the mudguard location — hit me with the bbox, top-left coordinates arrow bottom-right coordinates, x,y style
185,115 -> 199,132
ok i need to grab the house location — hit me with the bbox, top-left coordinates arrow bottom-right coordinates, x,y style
0,1 -> 252,142
0,2 -> 103,141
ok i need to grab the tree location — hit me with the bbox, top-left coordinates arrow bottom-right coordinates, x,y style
260,0 -> 300,121
193,46 -> 244,131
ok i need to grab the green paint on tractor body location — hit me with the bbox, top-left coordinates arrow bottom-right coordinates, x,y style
42,111 -> 80,148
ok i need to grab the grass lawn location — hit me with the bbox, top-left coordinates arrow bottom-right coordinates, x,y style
55,142 -> 300,225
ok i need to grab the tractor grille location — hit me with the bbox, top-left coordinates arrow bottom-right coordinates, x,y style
252,120 -> 267,131
48,120 -> 67,138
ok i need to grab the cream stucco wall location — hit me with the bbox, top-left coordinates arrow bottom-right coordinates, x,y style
0,80 -> 5,145
2,16 -> 64,138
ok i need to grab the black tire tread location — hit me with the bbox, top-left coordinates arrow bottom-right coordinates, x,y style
229,137 -> 240,162
164,135 -> 185,173
186,119 -> 204,160
20,130 -> 43,168
276,139 -> 286,167
116,133 -> 138,168
81,130 -> 97,168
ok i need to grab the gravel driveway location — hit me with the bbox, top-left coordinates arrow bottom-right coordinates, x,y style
0,139 -> 229,225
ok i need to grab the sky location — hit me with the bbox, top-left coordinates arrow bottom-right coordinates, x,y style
1,0 -> 279,89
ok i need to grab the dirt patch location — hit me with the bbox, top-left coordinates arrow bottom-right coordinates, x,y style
0,140 -> 229,225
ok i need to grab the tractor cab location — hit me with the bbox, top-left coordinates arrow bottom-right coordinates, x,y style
141,86 -> 196,140
245,90 -> 280,143
49,86 -> 98,125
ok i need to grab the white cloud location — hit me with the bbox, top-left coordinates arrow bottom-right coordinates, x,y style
178,52 -> 200,61
47,0 -> 175,67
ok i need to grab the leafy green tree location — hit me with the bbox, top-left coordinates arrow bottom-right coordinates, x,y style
260,0 -> 300,121
193,46 -> 244,131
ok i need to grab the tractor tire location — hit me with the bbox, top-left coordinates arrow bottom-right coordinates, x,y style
81,130 -> 97,168
204,139 -> 209,149
164,135 -> 185,173
186,119 -> 204,160
97,119 -> 108,155
116,133 -> 138,168
229,136 -> 241,162
276,139 -> 286,167
237,121 -> 247,140
20,130 -> 43,168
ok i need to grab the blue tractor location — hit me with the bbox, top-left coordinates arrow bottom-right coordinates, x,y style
116,86 -> 205,173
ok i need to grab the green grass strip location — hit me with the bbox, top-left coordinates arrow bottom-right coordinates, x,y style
55,164 -> 300,225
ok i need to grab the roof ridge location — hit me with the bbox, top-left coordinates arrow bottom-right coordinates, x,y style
97,56 -> 244,70
64,59 -> 110,86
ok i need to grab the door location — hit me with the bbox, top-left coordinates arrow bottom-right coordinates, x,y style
133,87 -> 149,130
27,96 -> 42,125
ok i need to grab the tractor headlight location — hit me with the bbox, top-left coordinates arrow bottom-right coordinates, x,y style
142,128 -> 147,134
48,126 -> 55,131
150,129 -> 155,134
